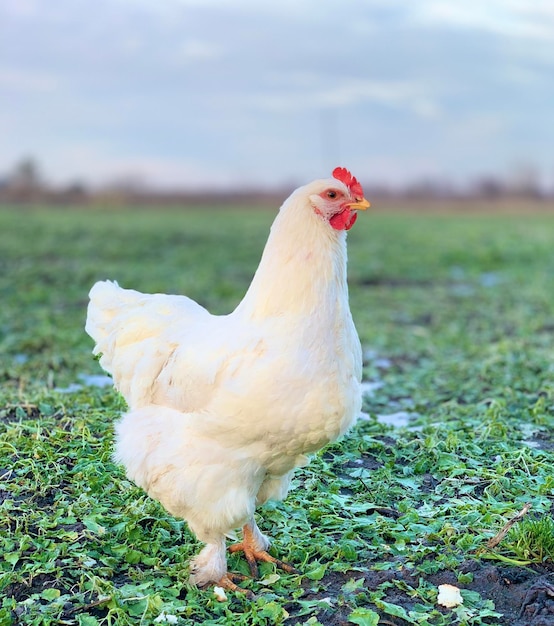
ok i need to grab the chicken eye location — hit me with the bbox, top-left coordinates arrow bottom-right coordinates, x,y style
327,190 -> 337,199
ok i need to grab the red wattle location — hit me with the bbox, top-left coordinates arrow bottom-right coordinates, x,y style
346,212 -> 358,230
330,208 -> 357,231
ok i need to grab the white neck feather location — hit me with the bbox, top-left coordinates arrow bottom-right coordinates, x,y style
235,194 -> 349,320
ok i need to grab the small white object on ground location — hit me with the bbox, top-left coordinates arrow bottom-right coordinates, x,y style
437,583 -> 463,608
213,586 -> 228,602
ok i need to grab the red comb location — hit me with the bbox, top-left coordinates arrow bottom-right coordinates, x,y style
332,167 -> 364,198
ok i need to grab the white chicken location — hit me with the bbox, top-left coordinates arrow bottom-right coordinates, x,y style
85,167 -> 370,593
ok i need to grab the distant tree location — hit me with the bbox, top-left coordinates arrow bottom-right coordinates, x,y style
473,176 -> 505,199
9,157 -> 44,192
510,162 -> 542,198
57,180 -> 89,205
404,179 -> 452,200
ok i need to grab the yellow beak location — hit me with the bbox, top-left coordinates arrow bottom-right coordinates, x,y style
348,197 -> 370,211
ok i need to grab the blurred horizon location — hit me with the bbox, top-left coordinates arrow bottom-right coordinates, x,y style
1,1 -> 553,195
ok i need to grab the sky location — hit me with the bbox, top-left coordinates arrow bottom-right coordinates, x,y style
1,0 -> 553,191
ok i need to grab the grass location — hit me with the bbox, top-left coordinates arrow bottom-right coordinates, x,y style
500,516 -> 554,565
1,203 -> 554,625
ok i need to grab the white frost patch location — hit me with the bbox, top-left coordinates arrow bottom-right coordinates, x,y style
78,374 -> 113,387
154,612 -> 178,624
376,411 -> 414,428
360,381 -> 384,397
54,383 -> 84,394
358,411 -> 417,428
363,348 -> 378,361
480,272 -> 503,287
450,284 -> 474,297
521,422 -> 548,447
437,584 -> 463,608
363,349 -> 392,369
55,373 -> 113,394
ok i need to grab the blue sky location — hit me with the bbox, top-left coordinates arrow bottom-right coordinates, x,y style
1,0 -> 553,190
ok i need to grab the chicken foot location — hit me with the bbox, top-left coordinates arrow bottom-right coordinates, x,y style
214,572 -> 254,598
228,522 -> 299,579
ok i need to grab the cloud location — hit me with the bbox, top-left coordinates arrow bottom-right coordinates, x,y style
1,0 -> 39,18
0,67 -> 58,92
411,0 -> 554,40
246,76 -> 442,120
0,0 -> 552,188
176,40 -> 223,63
35,144 -> 242,189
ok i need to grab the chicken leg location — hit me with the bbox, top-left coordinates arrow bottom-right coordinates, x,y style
228,520 -> 299,579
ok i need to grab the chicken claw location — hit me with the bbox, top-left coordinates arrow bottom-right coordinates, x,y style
215,573 -> 254,599
228,524 -> 299,579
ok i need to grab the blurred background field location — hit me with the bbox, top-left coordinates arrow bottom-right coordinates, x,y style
1,201 -> 554,399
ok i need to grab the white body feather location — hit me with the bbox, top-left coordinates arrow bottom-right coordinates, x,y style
85,177 -> 363,584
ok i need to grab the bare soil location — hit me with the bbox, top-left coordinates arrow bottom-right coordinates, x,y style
288,561 -> 554,626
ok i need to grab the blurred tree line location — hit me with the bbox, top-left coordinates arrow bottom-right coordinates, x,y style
0,156 -> 551,207
0,157 -> 88,204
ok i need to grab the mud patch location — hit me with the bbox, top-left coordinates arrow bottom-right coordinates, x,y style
283,561 -> 554,625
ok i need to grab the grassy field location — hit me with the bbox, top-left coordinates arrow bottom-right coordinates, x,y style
1,203 -> 554,625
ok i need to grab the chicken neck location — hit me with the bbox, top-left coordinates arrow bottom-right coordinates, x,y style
235,200 -> 349,321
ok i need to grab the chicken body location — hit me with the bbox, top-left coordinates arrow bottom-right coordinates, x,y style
85,171 -> 369,588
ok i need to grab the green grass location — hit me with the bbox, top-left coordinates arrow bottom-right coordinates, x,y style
1,204 -> 554,625
500,516 -> 554,564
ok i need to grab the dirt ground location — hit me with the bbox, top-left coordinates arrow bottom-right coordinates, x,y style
5,552 -> 554,624
292,561 -> 554,626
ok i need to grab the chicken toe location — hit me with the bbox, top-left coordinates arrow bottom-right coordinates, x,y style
229,523 -> 299,579
215,573 -> 254,599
